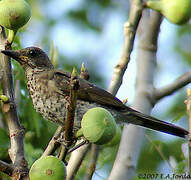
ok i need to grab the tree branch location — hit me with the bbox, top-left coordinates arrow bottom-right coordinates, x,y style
145,134 -> 173,171
108,0 -> 144,179
66,65 -> 91,179
0,26 -> 28,179
41,126 -> 63,157
0,160 -> 14,175
154,71 -> 191,102
64,69 -> 79,144
107,0 -> 143,95
66,141 -> 90,180
84,144 -> 99,180
109,11 -> 162,180
185,89 -> 191,174
59,69 -> 79,163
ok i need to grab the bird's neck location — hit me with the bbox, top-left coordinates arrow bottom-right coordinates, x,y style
25,68 -> 47,86
25,67 -> 53,76
26,67 -> 41,74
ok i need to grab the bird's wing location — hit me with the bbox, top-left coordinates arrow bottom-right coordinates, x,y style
52,70 -> 126,109
41,70 -> 189,138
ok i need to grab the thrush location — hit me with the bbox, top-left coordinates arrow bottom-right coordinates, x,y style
1,47 -> 188,138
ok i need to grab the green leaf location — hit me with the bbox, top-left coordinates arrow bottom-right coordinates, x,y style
0,128 -> 9,160
0,172 -> 11,180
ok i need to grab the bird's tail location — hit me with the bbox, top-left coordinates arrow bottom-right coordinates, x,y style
121,108 -> 188,138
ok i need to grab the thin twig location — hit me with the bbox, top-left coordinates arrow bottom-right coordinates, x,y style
0,26 -> 28,179
0,160 -> 14,175
154,71 -> 191,102
185,89 -> 191,174
41,126 -> 64,157
67,140 -> 88,154
107,0 -> 144,178
66,65 -> 90,179
145,134 -> 174,171
80,63 -> 90,80
84,144 -> 99,180
66,141 -> 90,180
60,69 -> 79,161
107,0 -> 143,95
64,69 -> 79,143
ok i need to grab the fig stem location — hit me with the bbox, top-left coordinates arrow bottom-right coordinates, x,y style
146,0 -> 163,12
75,128 -> 83,138
7,29 -> 17,44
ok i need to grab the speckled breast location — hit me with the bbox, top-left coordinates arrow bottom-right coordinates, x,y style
26,71 -> 67,126
24,69 -> 120,129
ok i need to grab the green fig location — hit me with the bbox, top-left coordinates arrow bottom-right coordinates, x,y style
0,0 -> 31,30
81,107 -> 117,145
146,0 -> 191,25
105,125 -> 122,147
0,0 -> 31,43
29,156 -> 66,180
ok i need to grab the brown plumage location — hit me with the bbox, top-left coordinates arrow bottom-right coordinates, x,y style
1,47 -> 188,138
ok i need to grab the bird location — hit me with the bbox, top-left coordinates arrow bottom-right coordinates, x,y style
1,47 -> 188,138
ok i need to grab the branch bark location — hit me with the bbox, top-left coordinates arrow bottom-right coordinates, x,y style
41,126 -> 63,157
64,70 -> 79,144
0,160 -> 14,175
0,26 -> 28,179
107,0 -> 143,95
108,11 -> 162,180
66,141 -> 90,180
185,89 -> 191,174
107,0 -> 144,179
66,65 -> 91,179
84,144 -> 99,180
154,71 -> 191,101
60,69 -> 79,162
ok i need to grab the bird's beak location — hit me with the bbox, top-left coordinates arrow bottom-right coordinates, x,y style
1,50 -> 28,64
1,50 -> 20,60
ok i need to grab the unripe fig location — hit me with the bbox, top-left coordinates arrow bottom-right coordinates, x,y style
81,107 -> 117,145
29,156 -> 66,180
0,0 -> 31,30
146,0 -> 191,25
105,125 -> 122,147
0,0 -> 31,43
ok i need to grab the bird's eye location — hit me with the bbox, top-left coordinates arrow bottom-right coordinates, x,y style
29,50 -> 36,56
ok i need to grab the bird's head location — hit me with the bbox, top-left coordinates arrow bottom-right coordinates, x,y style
1,47 -> 54,70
